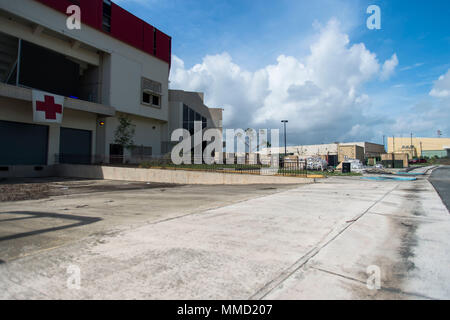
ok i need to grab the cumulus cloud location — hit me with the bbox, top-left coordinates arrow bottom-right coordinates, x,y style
430,69 -> 450,98
380,54 -> 399,80
170,19 -> 399,144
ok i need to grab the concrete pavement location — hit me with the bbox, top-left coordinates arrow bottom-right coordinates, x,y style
0,180 -> 296,262
0,167 -> 449,299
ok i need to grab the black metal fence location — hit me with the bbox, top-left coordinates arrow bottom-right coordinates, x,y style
54,154 -> 309,177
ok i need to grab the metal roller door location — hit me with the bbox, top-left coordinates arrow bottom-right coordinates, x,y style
59,127 -> 92,164
0,120 -> 49,165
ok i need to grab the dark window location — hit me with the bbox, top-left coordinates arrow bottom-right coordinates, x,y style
20,41 -> 79,97
143,92 -> 151,104
152,95 -> 160,106
202,117 -> 207,129
195,112 -> 201,121
183,122 -> 189,130
183,104 -> 189,121
189,109 -> 195,123
103,0 -> 112,32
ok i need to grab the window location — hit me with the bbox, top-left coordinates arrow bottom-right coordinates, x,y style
183,104 -> 189,121
103,0 -> 112,32
152,95 -> 160,106
182,105 -> 208,132
141,77 -> 162,108
143,92 -> 151,104
142,91 -> 160,107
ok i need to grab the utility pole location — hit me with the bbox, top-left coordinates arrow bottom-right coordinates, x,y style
281,120 -> 288,156
383,135 -> 386,151
392,136 -> 395,154
420,141 -> 423,159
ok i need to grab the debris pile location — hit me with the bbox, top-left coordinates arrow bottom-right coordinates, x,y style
300,157 -> 329,171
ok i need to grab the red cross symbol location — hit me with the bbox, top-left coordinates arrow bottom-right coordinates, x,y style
36,95 -> 62,120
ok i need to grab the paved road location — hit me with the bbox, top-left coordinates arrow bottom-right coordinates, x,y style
1,169 -> 449,299
429,166 -> 450,212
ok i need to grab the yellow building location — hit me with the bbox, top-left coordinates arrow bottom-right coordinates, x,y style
387,137 -> 450,158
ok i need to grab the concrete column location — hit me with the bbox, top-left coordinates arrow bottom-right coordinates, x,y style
96,116 -> 107,163
47,124 -> 60,165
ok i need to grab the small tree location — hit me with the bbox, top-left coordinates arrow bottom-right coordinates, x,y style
114,115 -> 136,150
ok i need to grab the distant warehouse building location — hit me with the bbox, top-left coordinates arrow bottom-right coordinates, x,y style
338,145 -> 365,164
387,137 -> 450,158
266,142 -> 385,166
338,142 -> 386,162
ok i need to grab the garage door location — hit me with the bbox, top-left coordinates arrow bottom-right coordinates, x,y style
0,120 -> 49,165
59,127 -> 92,164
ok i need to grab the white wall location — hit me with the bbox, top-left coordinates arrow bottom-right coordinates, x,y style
109,52 -> 168,121
104,112 -> 163,158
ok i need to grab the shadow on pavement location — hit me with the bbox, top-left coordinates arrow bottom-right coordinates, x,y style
0,211 -> 102,242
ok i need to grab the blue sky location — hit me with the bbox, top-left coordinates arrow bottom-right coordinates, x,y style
116,0 -> 450,145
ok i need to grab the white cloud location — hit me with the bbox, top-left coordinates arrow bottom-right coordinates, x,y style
380,54 -> 399,80
170,19 -> 399,144
430,69 -> 450,98
400,62 -> 424,72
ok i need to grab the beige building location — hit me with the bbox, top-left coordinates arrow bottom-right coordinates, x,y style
381,153 -> 409,168
338,145 -> 365,163
339,142 -> 386,159
266,141 -> 385,166
387,137 -> 450,158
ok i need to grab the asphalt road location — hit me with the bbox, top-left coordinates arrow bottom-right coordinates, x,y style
429,166 -> 450,212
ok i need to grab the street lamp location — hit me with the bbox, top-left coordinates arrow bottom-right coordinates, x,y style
281,120 -> 288,156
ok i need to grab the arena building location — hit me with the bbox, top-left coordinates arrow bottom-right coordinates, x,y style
0,0 -> 222,177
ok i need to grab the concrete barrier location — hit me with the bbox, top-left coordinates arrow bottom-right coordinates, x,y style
57,164 -> 314,185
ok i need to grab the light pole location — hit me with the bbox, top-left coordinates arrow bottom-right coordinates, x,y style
281,120 -> 288,156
